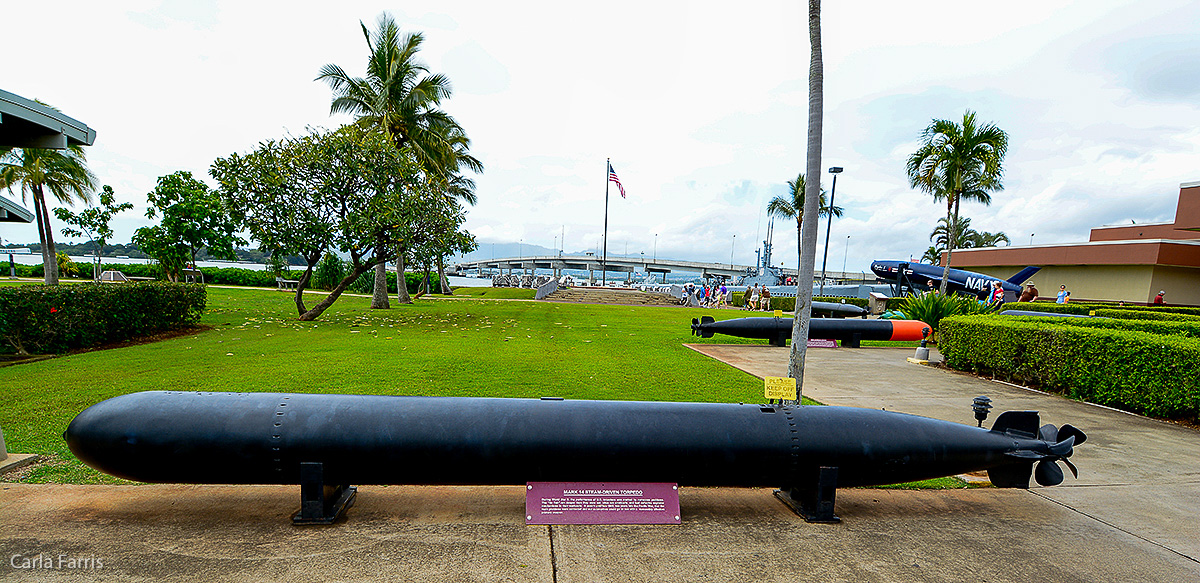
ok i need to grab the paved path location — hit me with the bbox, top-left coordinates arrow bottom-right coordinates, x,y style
2,345 -> 1197,582
690,344 -> 1200,564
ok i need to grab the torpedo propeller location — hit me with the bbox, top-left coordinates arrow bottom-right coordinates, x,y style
1033,423 -> 1087,486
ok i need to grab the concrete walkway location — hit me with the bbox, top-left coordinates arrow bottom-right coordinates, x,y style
690,344 -> 1200,564
2,346 -> 1197,582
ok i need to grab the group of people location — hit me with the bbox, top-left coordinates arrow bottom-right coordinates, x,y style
743,283 -> 773,311
683,282 -> 729,307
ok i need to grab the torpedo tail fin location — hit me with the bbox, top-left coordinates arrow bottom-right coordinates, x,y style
987,461 -> 1034,488
1006,266 -> 1041,285
691,316 -> 716,338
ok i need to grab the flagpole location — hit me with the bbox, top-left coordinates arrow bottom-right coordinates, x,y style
602,158 -> 609,286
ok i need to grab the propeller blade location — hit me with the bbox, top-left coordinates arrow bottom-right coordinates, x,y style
1063,457 -> 1079,479
1035,460 -> 1064,486
1038,423 -> 1058,442
1058,424 -> 1087,446
1048,435 -> 1075,457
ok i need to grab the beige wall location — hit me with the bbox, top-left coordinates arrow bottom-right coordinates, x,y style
1149,266 -> 1200,306
967,265 -> 1169,304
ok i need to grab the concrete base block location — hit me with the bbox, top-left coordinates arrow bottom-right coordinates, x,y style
0,453 -> 39,474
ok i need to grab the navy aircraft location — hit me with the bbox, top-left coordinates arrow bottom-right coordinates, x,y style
871,260 -> 1039,301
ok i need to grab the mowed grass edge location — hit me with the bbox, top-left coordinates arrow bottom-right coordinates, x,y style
2,286 -> 770,483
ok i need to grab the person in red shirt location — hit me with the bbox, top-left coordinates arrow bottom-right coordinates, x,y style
1154,290 -> 1165,305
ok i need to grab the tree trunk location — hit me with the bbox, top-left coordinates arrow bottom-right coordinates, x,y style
787,0 -> 823,405
437,256 -> 452,294
299,260 -> 377,321
371,260 -> 390,309
33,187 -> 59,285
395,243 -> 412,304
293,259 -> 319,316
939,196 -> 956,294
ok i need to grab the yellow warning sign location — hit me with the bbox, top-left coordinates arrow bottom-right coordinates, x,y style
773,309 -> 784,319
764,377 -> 797,401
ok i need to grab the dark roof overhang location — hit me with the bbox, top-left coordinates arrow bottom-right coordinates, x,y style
0,88 -> 96,149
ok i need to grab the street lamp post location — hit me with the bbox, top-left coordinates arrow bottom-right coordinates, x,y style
1030,233 -> 1035,246
842,235 -> 850,275
819,166 -> 844,296
653,234 -> 658,262
730,234 -> 736,269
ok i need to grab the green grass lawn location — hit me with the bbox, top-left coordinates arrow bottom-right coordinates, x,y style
447,286 -> 536,299
1,287 -> 772,483
1,286 -> 944,488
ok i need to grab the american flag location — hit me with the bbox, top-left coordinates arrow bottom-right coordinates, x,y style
608,162 -> 625,198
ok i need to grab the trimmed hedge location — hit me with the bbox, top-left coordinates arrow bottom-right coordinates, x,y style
939,315 -> 1200,420
1093,309 -> 1200,322
1001,315 -> 1200,339
729,292 -> 869,312
1006,302 -> 1200,317
0,282 -> 206,354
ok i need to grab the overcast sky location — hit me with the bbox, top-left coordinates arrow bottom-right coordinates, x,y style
3,0 -> 1198,274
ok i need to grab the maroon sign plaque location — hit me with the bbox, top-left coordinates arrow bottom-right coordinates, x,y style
807,338 -> 838,348
525,482 -> 681,525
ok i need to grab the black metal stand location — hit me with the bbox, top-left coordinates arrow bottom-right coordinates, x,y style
775,466 -> 841,523
292,462 -> 356,525
843,333 -> 861,348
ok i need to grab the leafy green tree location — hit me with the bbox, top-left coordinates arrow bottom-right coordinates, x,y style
131,223 -> 189,280
54,185 -> 133,281
134,171 -> 243,282
211,125 -> 447,321
0,138 -> 97,284
767,171 -> 843,268
55,251 -> 78,277
319,13 -> 482,306
907,110 -> 1009,294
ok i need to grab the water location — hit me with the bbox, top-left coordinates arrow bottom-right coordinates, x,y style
5,253 -> 493,288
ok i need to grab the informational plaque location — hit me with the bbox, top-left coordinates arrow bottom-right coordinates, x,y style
807,338 -> 838,348
773,309 -> 784,319
526,482 -> 680,524
764,376 -> 797,401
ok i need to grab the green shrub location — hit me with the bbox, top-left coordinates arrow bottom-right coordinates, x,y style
939,315 -> 1200,420
897,293 -> 999,337
1001,314 -> 1200,339
1093,309 -> 1200,322
0,282 -> 206,354
313,254 -> 346,291
730,292 -> 868,311
1003,302 -> 1093,315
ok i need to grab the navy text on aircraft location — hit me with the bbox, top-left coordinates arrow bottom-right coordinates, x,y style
871,260 -> 1039,301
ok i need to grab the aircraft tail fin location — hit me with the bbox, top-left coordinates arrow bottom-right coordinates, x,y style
1006,266 -> 1041,285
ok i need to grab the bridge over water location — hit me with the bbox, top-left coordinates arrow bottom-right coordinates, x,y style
453,254 -> 771,283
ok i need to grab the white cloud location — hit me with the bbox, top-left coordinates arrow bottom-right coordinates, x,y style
3,0 -> 1198,276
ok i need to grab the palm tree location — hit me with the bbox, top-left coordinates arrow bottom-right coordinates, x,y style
971,230 -> 1010,247
928,216 -> 1010,264
767,172 -> 843,268
782,0 -> 826,406
0,144 -> 97,284
319,13 -> 481,306
920,245 -> 941,265
930,216 -> 974,256
906,110 -> 1008,294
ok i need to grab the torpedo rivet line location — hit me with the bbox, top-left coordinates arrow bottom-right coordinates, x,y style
271,397 -> 290,473
785,407 -> 800,480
